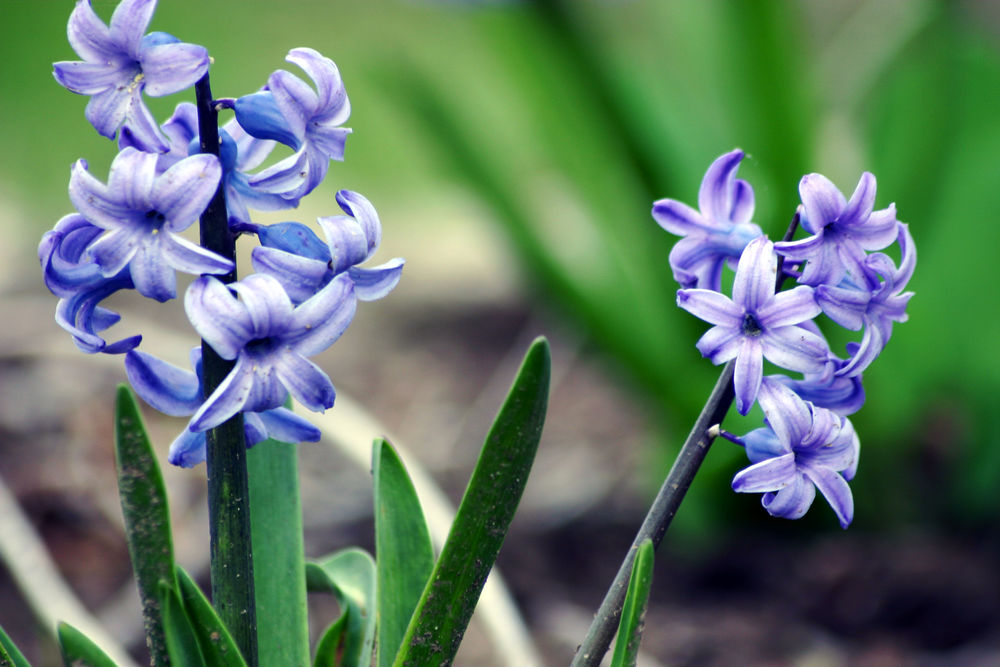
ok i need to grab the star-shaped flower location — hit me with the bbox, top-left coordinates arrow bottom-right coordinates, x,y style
53,0 -> 209,151
184,272 -> 356,431
677,236 -> 827,415
125,348 -> 321,467
774,172 -> 898,287
652,149 -> 763,290
69,147 -> 232,302
731,380 -> 859,528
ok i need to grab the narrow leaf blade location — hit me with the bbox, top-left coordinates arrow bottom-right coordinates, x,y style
176,567 -> 247,667
609,538 -> 654,667
56,622 -> 116,667
393,337 -> 550,666
0,624 -> 30,667
373,438 -> 434,667
306,549 -> 376,667
114,384 -> 176,666
161,581 -> 208,667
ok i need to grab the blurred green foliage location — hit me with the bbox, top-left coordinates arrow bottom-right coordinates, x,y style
3,0 -> 998,536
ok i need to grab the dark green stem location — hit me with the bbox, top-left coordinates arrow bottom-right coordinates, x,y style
195,73 -> 259,667
571,213 -> 801,665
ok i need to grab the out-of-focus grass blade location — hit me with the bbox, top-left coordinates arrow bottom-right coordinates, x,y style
176,567 -> 246,667
56,622 -> 116,667
609,539 -> 654,667
392,337 -> 550,667
306,548 -> 376,667
0,624 -> 29,667
160,582 -> 207,667
248,438 -> 309,667
372,439 -> 434,667
114,384 -> 176,666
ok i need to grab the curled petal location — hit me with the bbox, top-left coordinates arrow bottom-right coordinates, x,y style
694,324 -> 742,364
286,274 -> 357,357
273,349 -> 336,412
108,0 -> 156,56
698,149 -> 745,223
66,0 -> 118,62
251,247 -> 329,304
802,465 -> 854,528
761,474 -> 816,520
230,274 -> 295,335
756,379 -> 812,447
732,453 -> 796,493
167,427 -> 206,468
286,48 -> 349,123
190,356 -> 255,431
652,199 -> 705,236
838,172 -> 876,228
125,350 -> 201,416
185,276 -> 253,359
350,259 -> 404,301
258,408 -> 322,443
798,173 -> 847,234
129,239 -> 176,301
153,154 -> 222,231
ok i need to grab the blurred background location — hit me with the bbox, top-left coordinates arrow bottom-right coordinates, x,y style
2,0 -> 999,664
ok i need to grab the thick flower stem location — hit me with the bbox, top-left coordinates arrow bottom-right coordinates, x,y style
195,73 -> 259,667
570,360 -> 735,667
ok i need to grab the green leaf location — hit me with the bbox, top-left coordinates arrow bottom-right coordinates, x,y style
161,581 -> 208,667
372,438 -> 434,667
176,567 -> 247,667
114,384 -> 176,667
248,438 -> 309,667
393,337 -> 550,667
609,539 -> 654,667
306,548 -> 376,667
56,622 -> 116,667
311,612 -> 348,667
0,624 -> 30,667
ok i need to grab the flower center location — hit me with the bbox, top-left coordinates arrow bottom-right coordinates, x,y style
245,337 -> 279,356
741,312 -> 763,337
145,210 -> 167,233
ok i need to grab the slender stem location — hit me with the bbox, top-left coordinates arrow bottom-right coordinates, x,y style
570,361 -> 735,666
195,73 -> 259,667
571,212 -> 802,665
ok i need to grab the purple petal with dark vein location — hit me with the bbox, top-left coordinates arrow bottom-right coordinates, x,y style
839,172 -> 876,226
350,259 -> 404,301
83,86 -> 132,138
694,325 -> 742,364
124,350 -> 201,416
676,289 -> 741,327
732,453 -> 796,493
88,228 -> 140,276
730,178 -> 755,224
121,96 -> 169,152
698,149 -> 743,222
108,0 -> 155,57
66,0 -> 118,62
53,61 -> 122,94
107,147 -> 157,210
268,69 -> 316,137
286,274 -> 356,357
258,407 -> 322,443
273,349 -> 336,412
250,247 -> 329,304
153,154 -> 221,231
167,427 -> 207,468
850,205 -> 898,249
287,48 -> 346,117
139,42 -> 210,96
231,274 -> 294,335
652,199 -> 705,235
756,377 -> 810,447
247,147 -> 309,196
190,356 -> 255,431
756,285 -> 819,329
760,325 -> 828,374
798,173 -> 846,231
241,362 -> 289,415
129,240 -> 176,302
161,233 -> 234,276
836,320 -> 888,378
803,465 -> 853,528
733,337 -> 764,415
732,237 -> 775,312
317,215 -> 368,273
309,127 -> 350,162
762,475 -> 815,520
242,413 -> 269,448
184,276 -> 252,358
815,284 -> 868,330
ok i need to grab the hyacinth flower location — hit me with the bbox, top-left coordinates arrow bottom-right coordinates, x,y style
53,0 -> 209,152
652,149 -> 763,290
815,222 -> 916,377
250,190 -> 404,303
125,348 -> 321,467
184,272 -> 357,431
774,172 -> 898,287
677,236 -> 828,415
232,47 -> 352,202
39,213 -> 140,354
69,147 -> 232,302
127,101 -> 292,227
730,380 -> 859,528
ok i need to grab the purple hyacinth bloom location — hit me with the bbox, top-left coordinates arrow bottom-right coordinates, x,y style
53,0 -> 209,152
677,236 -> 828,415
125,348 -> 321,467
731,380 -> 858,528
68,147 -> 232,302
251,190 -> 404,304
39,213 -> 140,354
233,48 -> 352,202
774,172 -> 898,287
815,222 -> 916,377
652,149 -> 763,290
184,272 -> 356,431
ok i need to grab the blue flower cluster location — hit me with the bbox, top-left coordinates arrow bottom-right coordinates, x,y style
39,0 -> 403,467
654,150 -> 915,527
